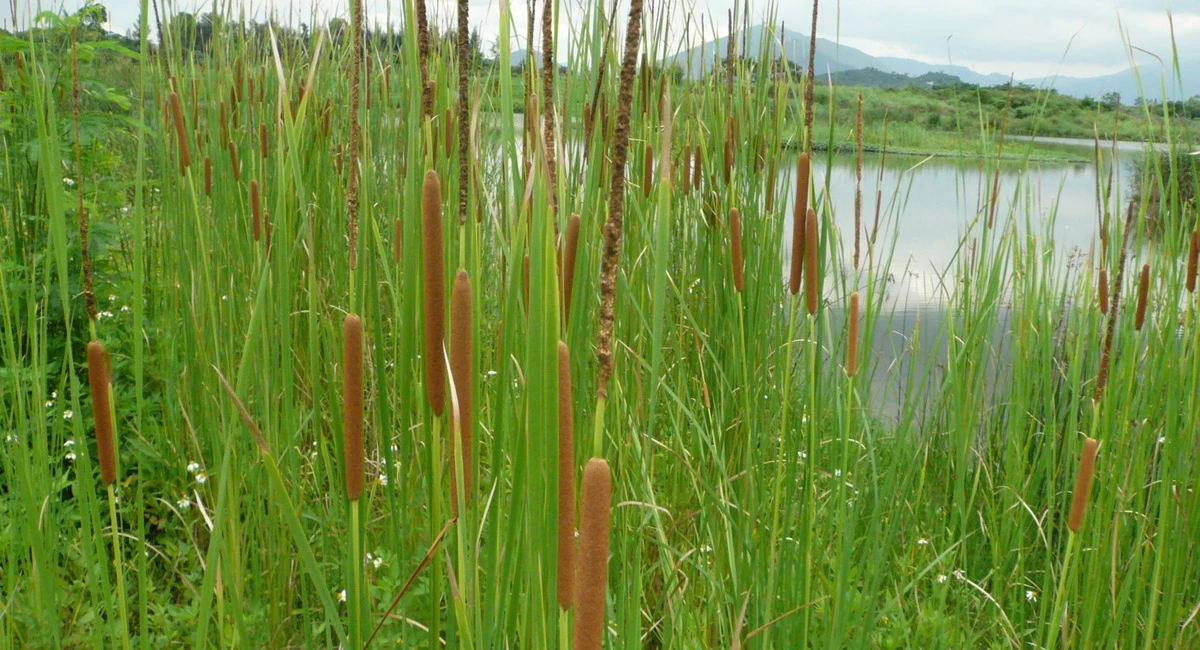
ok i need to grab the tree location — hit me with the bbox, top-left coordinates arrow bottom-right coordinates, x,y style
1101,91 -> 1121,109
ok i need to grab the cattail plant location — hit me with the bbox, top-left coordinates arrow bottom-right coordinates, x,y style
343,314 -> 364,501
573,458 -> 612,650
557,342 -> 576,611
643,143 -> 654,198
1098,268 -> 1109,315
854,93 -> 864,270
203,156 -> 212,196
87,341 -> 116,485
457,0 -> 471,225
449,270 -> 473,511
71,30 -> 96,323
691,145 -> 702,194
847,292 -> 860,377
228,139 -> 241,182
790,153 -> 811,295
804,207 -> 819,315
1188,230 -> 1199,294
730,208 -> 744,292
422,170 -> 446,416
681,144 -> 692,194
1067,437 -> 1099,533
523,253 -> 531,317
168,91 -> 191,173
259,122 -> 268,160
562,213 -> 581,323
1135,263 -> 1150,331
723,116 -> 734,184
541,0 -> 559,218
250,179 -> 262,242
347,0 -> 364,272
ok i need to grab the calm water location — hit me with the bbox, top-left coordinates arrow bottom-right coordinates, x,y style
779,151 -> 1112,307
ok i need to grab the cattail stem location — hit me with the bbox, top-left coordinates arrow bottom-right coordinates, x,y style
790,153 -> 810,295
449,270 -> 473,512
1068,437 -> 1099,534
730,208 -> 744,292
457,0 -> 471,225
422,170 -> 446,416
343,315 -> 364,501
854,93 -> 864,271
71,30 -> 96,323
723,115 -> 734,184
804,207 -> 819,315
87,341 -> 116,485
573,458 -> 612,650
847,292 -> 860,377
557,342 -> 576,610
1135,263 -> 1150,331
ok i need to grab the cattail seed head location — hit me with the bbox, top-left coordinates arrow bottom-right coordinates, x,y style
804,207 -> 819,315
1187,230 -> 1199,294
691,145 -> 702,193
730,208 -> 744,292
343,314 -> 364,501
450,270 -> 474,512
643,143 -> 654,198
1135,263 -> 1150,331
583,102 -> 593,139
422,170 -> 446,416
219,100 -> 228,143
723,116 -> 734,184
1098,268 -> 1109,315
250,179 -> 262,242
790,153 -> 810,295
557,342 -> 577,610
573,458 -> 612,650
259,122 -> 268,159
228,139 -> 241,182
847,292 -> 860,377
563,213 -> 581,323
681,145 -> 692,194
168,91 -> 191,173
1067,437 -> 1099,534
87,341 -> 116,485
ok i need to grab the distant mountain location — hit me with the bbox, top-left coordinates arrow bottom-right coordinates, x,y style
831,68 -> 962,89
669,25 -> 891,78
671,25 -> 1199,101
510,49 -> 541,68
877,57 -> 1012,88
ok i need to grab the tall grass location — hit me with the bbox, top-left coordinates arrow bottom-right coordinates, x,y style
0,0 -> 1197,647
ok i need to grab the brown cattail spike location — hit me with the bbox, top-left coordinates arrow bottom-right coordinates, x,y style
422,170 -> 446,416
1067,437 -> 1099,533
790,153 -> 810,295
691,145 -> 702,194
847,292 -> 860,377
730,208 -> 744,292
1135,263 -> 1150,331
168,91 -> 191,173
449,270 -> 473,512
343,315 -> 364,501
681,145 -> 692,194
203,156 -> 212,196
643,143 -> 654,198
259,122 -> 268,159
556,342 -> 577,610
87,341 -> 116,485
250,180 -> 262,242
228,139 -> 241,182
804,207 -> 819,315
573,458 -> 612,650
1098,268 -> 1109,315
723,116 -> 734,183
1187,230 -> 1199,294
563,214 -> 581,323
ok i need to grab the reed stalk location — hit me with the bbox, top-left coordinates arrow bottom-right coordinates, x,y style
343,314 -> 364,502
1135,264 -> 1149,331
71,29 -> 96,323
449,270 -> 473,512
730,208 -> 744,292
854,93 -> 863,271
790,153 -> 810,295
168,91 -> 190,173
557,342 -> 576,611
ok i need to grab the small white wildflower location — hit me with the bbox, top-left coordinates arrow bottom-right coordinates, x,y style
1157,436 -> 1166,445
486,370 -> 498,378
108,294 -> 117,302
177,496 -> 192,510
97,311 -> 115,320
121,206 -> 131,214
186,461 -> 200,473
1025,590 -> 1037,603
46,400 -> 54,408
936,574 -> 948,584
953,569 -> 966,581
52,391 -> 58,399
195,472 -> 208,484
4,433 -> 16,443
337,589 -> 346,603
65,450 -> 77,461
833,469 -> 842,478
390,443 -> 400,454
699,545 -> 713,553
221,295 -> 228,301
377,474 -> 389,487
372,555 -> 384,569
917,538 -> 929,546
64,439 -> 76,447
63,177 -> 76,187
120,305 -> 130,313
63,410 -> 74,420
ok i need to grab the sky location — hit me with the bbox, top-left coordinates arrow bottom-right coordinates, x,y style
3,0 -> 1196,81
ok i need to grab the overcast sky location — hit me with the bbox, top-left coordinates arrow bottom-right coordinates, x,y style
4,0 -> 1196,80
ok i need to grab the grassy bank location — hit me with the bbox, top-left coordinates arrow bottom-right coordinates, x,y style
2,1 -> 1198,649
